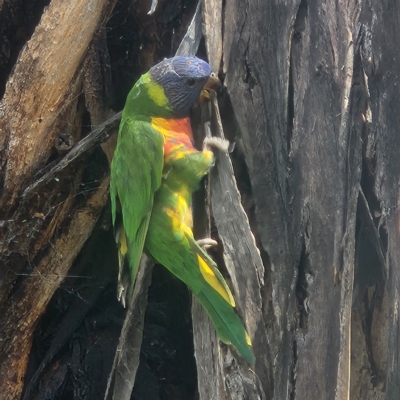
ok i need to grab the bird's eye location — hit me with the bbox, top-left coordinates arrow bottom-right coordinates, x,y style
185,78 -> 196,87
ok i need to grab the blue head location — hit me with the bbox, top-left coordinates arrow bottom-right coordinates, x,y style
150,56 -> 216,117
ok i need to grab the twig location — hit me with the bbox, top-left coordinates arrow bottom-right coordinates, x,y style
22,111 -> 121,200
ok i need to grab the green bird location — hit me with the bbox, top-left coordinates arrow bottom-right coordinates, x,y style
110,56 -> 255,364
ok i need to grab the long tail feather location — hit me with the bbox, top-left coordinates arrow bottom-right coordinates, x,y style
196,286 -> 255,365
115,213 -> 151,307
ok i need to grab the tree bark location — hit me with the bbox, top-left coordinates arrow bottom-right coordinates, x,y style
0,1 -> 117,398
203,0 -> 400,398
1,0 -> 399,399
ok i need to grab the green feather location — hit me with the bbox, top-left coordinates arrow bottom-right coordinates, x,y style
110,118 -> 164,304
122,72 -> 173,119
196,288 -> 255,365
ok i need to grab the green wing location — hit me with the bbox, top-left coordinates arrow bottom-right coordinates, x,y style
110,118 -> 164,306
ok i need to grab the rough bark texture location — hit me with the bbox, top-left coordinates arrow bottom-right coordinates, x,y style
0,1 -> 118,398
202,0 -> 400,399
0,0 -> 399,399
0,0 -> 116,209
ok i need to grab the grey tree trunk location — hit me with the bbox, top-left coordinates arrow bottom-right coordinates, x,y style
204,0 -> 398,399
0,0 -> 398,399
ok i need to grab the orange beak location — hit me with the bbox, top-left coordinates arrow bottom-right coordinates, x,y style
200,72 -> 220,101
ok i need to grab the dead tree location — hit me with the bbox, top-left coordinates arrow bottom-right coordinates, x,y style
0,0 -> 399,399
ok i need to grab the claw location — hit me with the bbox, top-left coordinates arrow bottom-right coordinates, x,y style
197,238 -> 218,249
117,284 -> 126,308
203,137 -> 231,153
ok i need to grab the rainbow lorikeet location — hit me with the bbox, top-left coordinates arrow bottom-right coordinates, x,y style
110,56 -> 255,364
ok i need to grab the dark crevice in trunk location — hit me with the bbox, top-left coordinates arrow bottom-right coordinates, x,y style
295,240 -> 309,331
287,60 -> 294,155
0,0 -> 51,98
362,285 -> 386,388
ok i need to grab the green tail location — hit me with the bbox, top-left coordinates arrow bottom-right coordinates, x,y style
145,182 -> 255,364
145,231 -> 255,364
196,285 -> 255,365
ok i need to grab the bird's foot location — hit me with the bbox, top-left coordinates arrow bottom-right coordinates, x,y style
203,137 -> 233,153
197,238 -> 218,249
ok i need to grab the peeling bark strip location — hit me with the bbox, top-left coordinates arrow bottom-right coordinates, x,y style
206,97 -> 268,399
202,0 -> 223,72
105,257 -> 153,400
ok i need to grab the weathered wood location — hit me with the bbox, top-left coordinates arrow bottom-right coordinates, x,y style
1,0 -> 400,398
287,3 -> 360,399
205,0 -> 400,399
358,2 -> 400,398
83,35 -> 117,164
105,257 -> 153,400
0,0 -> 117,209
21,111 -> 121,201
209,97 -> 268,399
0,176 -> 110,398
176,1 -> 202,57
218,0 -> 301,397
0,1 -> 118,399
202,0 -> 222,72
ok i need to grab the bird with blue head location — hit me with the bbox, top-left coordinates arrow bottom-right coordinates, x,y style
110,56 -> 255,365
